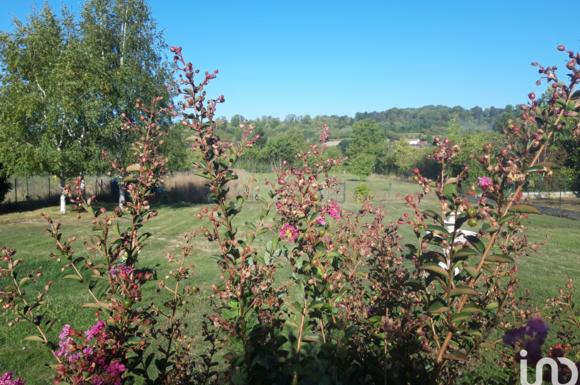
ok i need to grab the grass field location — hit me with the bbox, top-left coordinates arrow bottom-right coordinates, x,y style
0,173 -> 578,383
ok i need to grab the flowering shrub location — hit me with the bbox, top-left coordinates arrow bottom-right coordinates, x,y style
0,373 -> 24,385
1,45 -> 579,385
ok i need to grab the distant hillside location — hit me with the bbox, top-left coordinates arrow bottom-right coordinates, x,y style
216,105 -> 519,143
355,105 -> 519,135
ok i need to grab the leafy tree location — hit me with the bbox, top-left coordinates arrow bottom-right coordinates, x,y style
348,118 -> 383,158
0,0 -> 172,212
79,0 -> 170,167
347,119 -> 383,176
261,129 -> 307,165
446,122 -> 502,183
350,153 -> 375,179
0,6 -> 104,212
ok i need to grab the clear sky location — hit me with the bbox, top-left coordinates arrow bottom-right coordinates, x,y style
1,0 -> 578,118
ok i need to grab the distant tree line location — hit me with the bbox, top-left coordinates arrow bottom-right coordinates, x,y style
218,106 -> 519,178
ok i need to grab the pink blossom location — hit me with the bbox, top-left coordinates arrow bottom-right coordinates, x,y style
106,361 -> 126,377
478,176 -> 493,190
85,320 -> 106,340
316,215 -> 326,226
59,324 -> 72,340
279,223 -> 299,242
325,202 -> 342,220
109,264 -> 134,278
0,373 -> 25,385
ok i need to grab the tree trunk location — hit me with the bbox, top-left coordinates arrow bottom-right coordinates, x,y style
59,173 -> 66,214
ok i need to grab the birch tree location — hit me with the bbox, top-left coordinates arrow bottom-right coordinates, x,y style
0,6 -> 104,213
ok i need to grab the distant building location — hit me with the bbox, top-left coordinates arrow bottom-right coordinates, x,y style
407,139 -> 429,147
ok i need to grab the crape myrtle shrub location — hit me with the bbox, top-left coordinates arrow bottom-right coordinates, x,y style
1,45 -> 579,385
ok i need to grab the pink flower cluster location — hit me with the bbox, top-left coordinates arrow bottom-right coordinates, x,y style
109,263 -> 134,278
314,202 -> 342,227
325,201 -> 342,220
0,373 -> 24,385
478,176 -> 493,190
55,321 -> 126,385
279,223 -> 299,242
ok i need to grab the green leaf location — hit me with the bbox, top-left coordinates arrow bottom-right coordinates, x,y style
63,274 -> 82,281
463,264 -> 478,278
451,311 -> 472,323
461,304 -> 482,314
426,225 -> 449,236
466,236 -> 486,254
452,248 -> 477,261
443,183 -> 457,199
450,286 -> 479,297
429,300 -> 449,315
485,301 -> 499,311
422,263 -> 449,280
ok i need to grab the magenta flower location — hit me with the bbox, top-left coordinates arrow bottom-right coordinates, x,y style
0,373 -> 25,385
85,320 -> 106,340
279,223 -> 299,242
316,215 -> 326,226
106,361 -> 126,377
326,202 -> 342,220
59,324 -> 72,340
109,264 -> 134,278
478,176 -> 493,190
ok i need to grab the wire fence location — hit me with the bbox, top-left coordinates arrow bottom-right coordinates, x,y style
1,175 -> 113,208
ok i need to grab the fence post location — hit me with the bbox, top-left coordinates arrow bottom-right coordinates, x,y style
13,177 -> 17,205
26,176 -> 29,200
48,175 -> 51,199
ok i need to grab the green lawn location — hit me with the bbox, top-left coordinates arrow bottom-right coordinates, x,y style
0,174 -> 578,383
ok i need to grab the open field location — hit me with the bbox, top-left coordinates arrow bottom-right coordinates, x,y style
0,174 -> 578,384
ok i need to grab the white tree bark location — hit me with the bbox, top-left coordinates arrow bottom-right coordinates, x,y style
59,175 -> 66,214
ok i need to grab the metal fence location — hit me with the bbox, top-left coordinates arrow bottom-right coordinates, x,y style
1,175 -> 112,208
1,171 -> 349,213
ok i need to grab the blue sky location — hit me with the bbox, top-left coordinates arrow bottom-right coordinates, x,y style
1,0 -> 578,118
